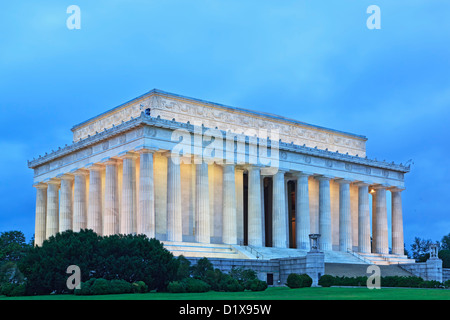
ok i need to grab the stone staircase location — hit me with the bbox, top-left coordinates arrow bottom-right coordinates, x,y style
161,241 -> 252,259
351,252 -> 416,265
325,263 -> 415,277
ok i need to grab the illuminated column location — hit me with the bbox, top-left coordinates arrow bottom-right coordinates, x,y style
248,166 -> 263,246
235,168 -> 244,245
374,186 -> 389,254
390,187 -> 405,255
121,152 -> 138,235
317,176 -> 332,251
58,173 -> 74,233
272,170 -> 287,248
196,160 -> 210,244
87,163 -> 104,235
371,188 -> 377,253
337,179 -> 352,252
295,172 -> 311,250
72,169 -> 89,232
167,153 -> 182,242
45,179 -> 60,239
34,183 -> 47,246
222,164 -> 237,244
138,149 -> 156,238
103,158 -> 120,236
357,182 -> 371,253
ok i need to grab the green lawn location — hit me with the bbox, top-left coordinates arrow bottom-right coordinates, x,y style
1,286 -> 450,300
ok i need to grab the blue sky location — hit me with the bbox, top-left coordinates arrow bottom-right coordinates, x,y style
0,1 -> 449,250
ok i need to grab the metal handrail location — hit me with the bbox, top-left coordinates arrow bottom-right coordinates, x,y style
239,241 -> 264,260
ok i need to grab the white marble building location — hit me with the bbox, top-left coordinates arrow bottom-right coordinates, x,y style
28,89 -> 412,264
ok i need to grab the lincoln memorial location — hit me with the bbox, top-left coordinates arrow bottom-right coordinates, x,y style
28,89 -> 414,266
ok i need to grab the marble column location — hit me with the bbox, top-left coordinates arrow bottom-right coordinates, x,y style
121,152 -> 138,235
196,160 -> 210,244
371,189 -> 377,253
357,183 -> 371,253
375,186 -> 389,254
235,168 -> 244,245
317,176 -> 332,251
87,164 -> 104,235
222,164 -> 237,244
58,174 -> 74,233
247,166 -> 263,246
295,173 -> 311,250
337,179 -> 352,252
167,153 -> 182,242
138,149 -> 155,239
272,170 -> 287,248
46,179 -> 60,239
391,187 -> 405,255
72,169 -> 88,232
34,183 -> 47,246
103,158 -> 119,236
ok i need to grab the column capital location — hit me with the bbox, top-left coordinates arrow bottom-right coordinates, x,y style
44,178 -> 60,186
101,157 -> 121,166
134,145 -> 158,153
118,151 -> 139,160
353,181 -> 372,187
56,173 -> 74,181
292,171 -> 314,178
86,163 -> 105,171
371,183 -> 390,190
315,174 -> 334,181
70,168 -> 90,176
334,178 -> 353,185
33,182 -> 47,189
388,186 -> 405,193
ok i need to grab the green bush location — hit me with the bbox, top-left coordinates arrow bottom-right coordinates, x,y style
230,267 -> 258,290
74,278 -> 139,295
444,279 -> 450,288
419,280 -> 443,289
249,279 -> 268,291
183,277 -> 210,293
167,281 -> 186,293
286,273 -> 312,288
318,275 -> 334,287
0,282 -> 26,297
132,281 -> 148,293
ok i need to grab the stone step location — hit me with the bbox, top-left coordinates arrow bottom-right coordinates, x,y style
325,263 -> 416,277
162,241 -> 251,259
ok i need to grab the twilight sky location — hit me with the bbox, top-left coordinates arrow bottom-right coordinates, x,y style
0,1 -> 449,250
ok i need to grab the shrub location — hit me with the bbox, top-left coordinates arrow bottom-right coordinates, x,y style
419,280 -> 443,289
318,275 -> 334,287
0,282 -> 26,297
132,281 -> 148,293
74,278 -> 136,295
183,277 -> 210,293
230,267 -> 258,290
444,279 -> 450,288
167,281 -> 186,293
90,278 -> 110,295
248,279 -> 268,291
286,273 -> 312,288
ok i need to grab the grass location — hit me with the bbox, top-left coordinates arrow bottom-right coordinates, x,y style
1,286 -> 450,300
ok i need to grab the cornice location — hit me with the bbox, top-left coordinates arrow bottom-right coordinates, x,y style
28,112 -> 411,174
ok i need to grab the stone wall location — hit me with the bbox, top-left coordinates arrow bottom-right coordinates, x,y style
187,252 -> 325,287
443,268 -> 450,282
400,259 -> 443,282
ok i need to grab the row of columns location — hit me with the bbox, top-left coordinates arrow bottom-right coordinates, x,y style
33,152 -> 404,256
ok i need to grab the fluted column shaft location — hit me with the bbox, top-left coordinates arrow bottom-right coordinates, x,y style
34,183 -> 47,246
222,164 -> 237,244
295,173 -> 310,250
358,184 -> 371,253
338,180 -> 352,252
103,159 -> 119,236
272,170 -> 287,248
195,161 -> 210,243
318,177 -> 332,251
59,174 -> 73,233
371,191 -> 377,253
121,153 -> 138,235
138,150 -> 155,238
235,168 -> 244,245
391,189 -> 404,255
73,170 -> 88,232
46,180 -> 60,239
248,167 -> 263,246
375,187 -> 389,254
167,153 -> 182,242
88,164 -> 103,235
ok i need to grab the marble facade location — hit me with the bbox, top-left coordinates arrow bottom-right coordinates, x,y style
28,89 -> 410,260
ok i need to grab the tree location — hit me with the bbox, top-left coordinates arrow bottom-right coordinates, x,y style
0,231 -> 30,262
410,237 -> 433,261
441,233 -> 450,251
